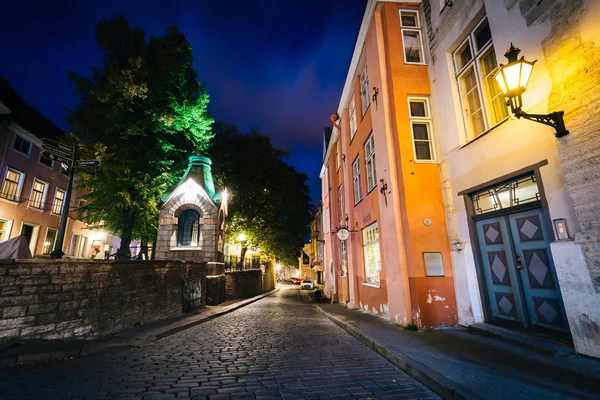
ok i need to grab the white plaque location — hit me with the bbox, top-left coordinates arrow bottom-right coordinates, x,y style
423,252 -> 444,277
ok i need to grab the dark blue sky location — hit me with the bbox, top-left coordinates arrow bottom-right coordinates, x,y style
0,0 -> 366,202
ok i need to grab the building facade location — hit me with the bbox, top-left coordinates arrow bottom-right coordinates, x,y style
0,78 -> 109,258
321,0 -> 458,328
422,0 -> 600,357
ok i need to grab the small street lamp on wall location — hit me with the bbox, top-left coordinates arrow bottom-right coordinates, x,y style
494,44 -> 569,138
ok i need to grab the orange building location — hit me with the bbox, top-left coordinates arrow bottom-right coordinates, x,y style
320,0 -> 457,327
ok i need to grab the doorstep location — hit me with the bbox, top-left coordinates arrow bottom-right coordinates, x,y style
467,322 -> 574,356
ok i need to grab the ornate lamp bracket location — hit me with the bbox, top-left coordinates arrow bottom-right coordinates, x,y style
513,107 -> 569,138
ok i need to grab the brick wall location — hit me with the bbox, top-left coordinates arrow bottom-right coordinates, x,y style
0,259 -> 207,342
225,264 -> 275,301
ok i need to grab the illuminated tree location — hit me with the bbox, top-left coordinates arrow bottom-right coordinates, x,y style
67,15 -> 213,258
208,122 -> 313,266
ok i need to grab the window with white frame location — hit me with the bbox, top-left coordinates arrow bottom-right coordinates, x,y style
363,222 -> 381,286
349,96 -> 357,140
400,10 -> 425,64
364,134 -> 377,191
52,188 -> 66,215
1,168 -> 24,202
338,184 -> 343,221
13,136 -> 32,156
42,228 -> 57,255
408,98 -> 435,161
336,141 -> 341,171
0,219 -> 9,242
453,18 -> 508,140
360,65 -> 370,115
29,179 -> 48,210
352,157 -> 362,204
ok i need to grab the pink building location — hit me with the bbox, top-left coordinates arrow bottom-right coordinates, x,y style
0,77 -> 115,257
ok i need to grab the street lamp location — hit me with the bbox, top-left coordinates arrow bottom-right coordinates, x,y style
314,227 -> 325,244
494,43 -> 569,138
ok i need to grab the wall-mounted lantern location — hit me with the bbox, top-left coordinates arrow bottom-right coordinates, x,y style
494,44 -> 569,138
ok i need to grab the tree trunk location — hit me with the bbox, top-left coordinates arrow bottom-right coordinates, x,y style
240,245 -> 248,269
117,236 -> 132,260
139,240 -> 148,260
151,235 -> 157,260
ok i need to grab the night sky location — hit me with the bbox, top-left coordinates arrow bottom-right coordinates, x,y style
0,0 -> 367,203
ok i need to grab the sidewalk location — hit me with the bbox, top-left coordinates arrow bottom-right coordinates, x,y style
314,302 -> 600,400
0,288 -> 279,367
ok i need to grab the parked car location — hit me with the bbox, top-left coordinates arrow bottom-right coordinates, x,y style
291,277 -> 301,284
301,280 -> 314,290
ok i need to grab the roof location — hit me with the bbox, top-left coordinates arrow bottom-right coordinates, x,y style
0,77 -> 65,139
160,155 -> 221,204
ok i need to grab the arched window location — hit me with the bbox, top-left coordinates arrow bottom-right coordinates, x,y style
177,209 -> 200,247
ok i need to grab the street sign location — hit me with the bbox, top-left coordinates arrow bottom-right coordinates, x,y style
41,151 -> 72,165
79,167 -> 96,176
75,160 -> 100,168
41,138 -> 73,153
42,144 -> 74,159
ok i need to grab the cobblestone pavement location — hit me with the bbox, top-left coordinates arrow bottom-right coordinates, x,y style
0,286 -> 439,400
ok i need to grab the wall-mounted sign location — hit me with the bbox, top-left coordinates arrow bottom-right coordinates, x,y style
337,228 -> 350,241
423,252 -> 444,277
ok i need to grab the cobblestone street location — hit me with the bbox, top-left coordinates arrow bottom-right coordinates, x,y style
0,286 -> 438,400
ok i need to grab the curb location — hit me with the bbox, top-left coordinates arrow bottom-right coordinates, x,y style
1,288 -> 279,367
314,305 -> 483,400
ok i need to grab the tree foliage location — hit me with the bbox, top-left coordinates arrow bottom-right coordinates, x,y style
208,122 -> 313,266
66,15 -> 213,257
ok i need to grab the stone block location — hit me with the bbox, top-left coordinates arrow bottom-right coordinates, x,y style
0,276 -> 15,286
21,284 -> 61,294
0,295 -> 38,306
2,306 -> 27,318
28,303 -> 59,315
31,266 -> 60,275
0,316 -> 35,329
35,313 -> 57,325
15,275 -> 51,286
56,320 -> 83,331
0,328 -> 20,339
51,274 -> 87,284
20,324 -> 56,336
1,286 -> 21,296
39,293 -> 72,303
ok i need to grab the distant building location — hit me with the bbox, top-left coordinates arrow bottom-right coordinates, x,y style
0,77 -> 114,257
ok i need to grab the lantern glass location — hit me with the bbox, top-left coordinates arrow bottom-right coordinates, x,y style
519,62 -> 534,89
503,62 -> 523,93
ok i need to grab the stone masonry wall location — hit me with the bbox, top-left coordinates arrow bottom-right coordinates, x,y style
225,265 -> 275,301
540,0 -> 600,290
0,259 -> 206,342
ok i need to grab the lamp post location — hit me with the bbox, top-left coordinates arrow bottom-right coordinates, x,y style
494,43 -> 569,138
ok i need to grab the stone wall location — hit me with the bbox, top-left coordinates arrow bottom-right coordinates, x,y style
541,0 -> 600,291
225,264 -> 275,301
0,259 -> 206,342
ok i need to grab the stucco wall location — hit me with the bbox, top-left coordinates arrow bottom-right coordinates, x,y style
423,0 -> 600,357
0,259 -> 206,342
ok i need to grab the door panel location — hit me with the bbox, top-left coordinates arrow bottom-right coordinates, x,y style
476,216 -> 527,325
508,210 -> 569,332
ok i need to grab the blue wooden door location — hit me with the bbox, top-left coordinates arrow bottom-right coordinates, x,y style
508,210 -> 569,332
476,216 -> 528,325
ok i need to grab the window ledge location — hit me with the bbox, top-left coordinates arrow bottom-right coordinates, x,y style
405,61 -> 427,66
459,116 -> 510,149
414,160 -> 439,165
367,186 -> 378,195
361,282 -> 381,288
0,197 -> 21,205
170,247 -> 203,251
